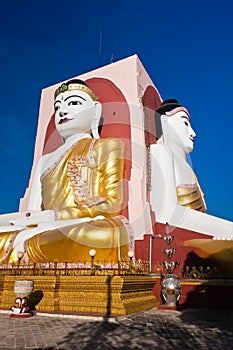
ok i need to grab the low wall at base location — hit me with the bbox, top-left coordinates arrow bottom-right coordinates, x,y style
0,275 -> 159,316
179,279 -> 233,309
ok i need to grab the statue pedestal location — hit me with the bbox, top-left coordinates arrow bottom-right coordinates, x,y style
10,311 -> 33,318
0,275 -> 159,316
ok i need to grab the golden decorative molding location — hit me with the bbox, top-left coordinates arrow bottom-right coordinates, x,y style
0,275 -> 159,316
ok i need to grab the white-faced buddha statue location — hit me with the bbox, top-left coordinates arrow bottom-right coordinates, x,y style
150,99 -> 233,242
0,79 -> 132,264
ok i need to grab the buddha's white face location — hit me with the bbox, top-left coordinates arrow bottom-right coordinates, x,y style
54,90 -> 96,140
162,110 -> 196,154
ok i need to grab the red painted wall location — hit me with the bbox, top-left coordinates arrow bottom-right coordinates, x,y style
135,222 -> 213,277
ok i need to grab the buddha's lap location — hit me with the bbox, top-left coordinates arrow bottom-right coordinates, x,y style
1,217 -> 129,263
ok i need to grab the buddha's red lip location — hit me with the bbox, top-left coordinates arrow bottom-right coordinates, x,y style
59,118 -> 73,124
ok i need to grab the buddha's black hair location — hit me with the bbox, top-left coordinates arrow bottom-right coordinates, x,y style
155,99 -> 182,140
66,79 -> 89,86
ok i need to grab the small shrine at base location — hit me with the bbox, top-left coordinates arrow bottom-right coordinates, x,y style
0,55 -> 232,314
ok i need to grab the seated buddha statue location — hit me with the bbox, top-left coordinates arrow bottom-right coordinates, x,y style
150,99 -> 233,243
0,79 -> 132,264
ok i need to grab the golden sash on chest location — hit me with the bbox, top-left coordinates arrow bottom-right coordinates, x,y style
176,173 -> 207,213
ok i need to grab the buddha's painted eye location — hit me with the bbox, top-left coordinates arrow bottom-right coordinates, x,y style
68,100 -> 82,106
184,120 -> 189,126
54,104 -> 60,112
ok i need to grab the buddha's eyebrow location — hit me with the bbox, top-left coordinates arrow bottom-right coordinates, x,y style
181,115 -> 189,121
64,95 -> 86,102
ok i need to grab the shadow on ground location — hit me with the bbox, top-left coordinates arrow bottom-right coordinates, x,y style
41,308 -> 233,350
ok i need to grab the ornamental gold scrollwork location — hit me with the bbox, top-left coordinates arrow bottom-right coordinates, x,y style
67,156 -> 99,207
183,265 -> 218,279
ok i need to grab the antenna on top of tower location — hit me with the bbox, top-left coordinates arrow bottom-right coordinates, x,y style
111,53 -> 114,63
99,25 -> 102,67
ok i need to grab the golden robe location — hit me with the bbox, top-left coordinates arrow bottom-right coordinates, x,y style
176,174 -> 207,213
0,138 -> 132,264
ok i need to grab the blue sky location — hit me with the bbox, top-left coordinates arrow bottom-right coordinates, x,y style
0,0 -> 232,222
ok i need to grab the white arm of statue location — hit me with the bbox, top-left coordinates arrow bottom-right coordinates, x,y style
150,144 -> 233,239
150,143 -> 178,222
27,157 -> 43,211
12,215 -> 104,253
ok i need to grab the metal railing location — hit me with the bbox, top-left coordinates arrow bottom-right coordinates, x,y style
0,261 -> 223,279
0,260 -> 151,276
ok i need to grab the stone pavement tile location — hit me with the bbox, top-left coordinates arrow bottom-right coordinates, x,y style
0,308 -> 232,349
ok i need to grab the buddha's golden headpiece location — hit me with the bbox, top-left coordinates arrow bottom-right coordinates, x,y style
54,80 -> 98,101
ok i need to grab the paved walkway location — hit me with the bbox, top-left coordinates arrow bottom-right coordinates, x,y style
0,307 -> 232,349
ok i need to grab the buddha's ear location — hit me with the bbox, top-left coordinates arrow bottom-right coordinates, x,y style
155,111 -> 163,141
91,101 -> 102,139
157,113 -> 167,144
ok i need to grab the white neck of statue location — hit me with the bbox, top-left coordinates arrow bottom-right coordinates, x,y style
157,138 -> 188,160
63,131 -> 92,144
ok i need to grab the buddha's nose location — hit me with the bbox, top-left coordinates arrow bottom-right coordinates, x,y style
190,126 -> 196,138
59,111 -> 68,118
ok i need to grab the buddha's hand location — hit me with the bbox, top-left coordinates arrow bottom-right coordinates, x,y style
9,210 -> 55,227
93,215 -> 105,220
